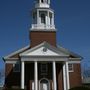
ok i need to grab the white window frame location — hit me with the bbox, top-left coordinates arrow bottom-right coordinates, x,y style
41,63 -> 48,75
68,63 -> 74,72
13,62 -> 20,72
32,81 -> 34,90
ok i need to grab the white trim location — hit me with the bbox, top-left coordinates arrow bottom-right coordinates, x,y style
30,28 -> 56,31
68,61 -> 81,64
21,61 -> 25,89
5,61 -> 17,64
21,57 -> 68,62
68,63 -> 74,72
63,63 -> 67,90
4,45 -> 29,59
69,58 -> 82,60
5,58 -> 19,60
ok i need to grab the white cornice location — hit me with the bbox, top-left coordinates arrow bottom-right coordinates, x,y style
68,61 -> 81,64
69,58 -> 82,60
5,61 -> 18,64
21,56 -> 68,62
4,58 -> 19,61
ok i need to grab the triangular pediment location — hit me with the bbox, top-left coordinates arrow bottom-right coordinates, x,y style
4,42 -> 82,61
20,42 -> 69,57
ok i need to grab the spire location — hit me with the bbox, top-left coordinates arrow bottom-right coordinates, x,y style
30,0 -> 56,31
35,0 -> 50,8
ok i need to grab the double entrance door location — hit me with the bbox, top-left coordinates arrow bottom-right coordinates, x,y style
32,79 -> 49,90
40,79 -> 49,90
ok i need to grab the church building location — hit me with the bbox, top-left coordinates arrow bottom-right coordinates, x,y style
3,0 -> 82,90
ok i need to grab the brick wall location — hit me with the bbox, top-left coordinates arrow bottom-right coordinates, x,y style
69,64 -> 82,88
30,31 -> 56,47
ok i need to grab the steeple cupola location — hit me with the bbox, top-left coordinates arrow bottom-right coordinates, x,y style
30,0 -> 56,47
31,0 -> 55,31
35,0 -> 50,8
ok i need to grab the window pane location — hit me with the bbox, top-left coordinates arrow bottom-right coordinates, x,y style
41,14 -> 45,24
13,63 -> 20,72
68,64 -> 73,72
41,63 -> 47,75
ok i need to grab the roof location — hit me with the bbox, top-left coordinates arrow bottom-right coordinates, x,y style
3,45 -> 30,60
3,41 -> 82,61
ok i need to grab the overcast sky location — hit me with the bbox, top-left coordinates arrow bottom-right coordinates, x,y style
0,0 -> 90,70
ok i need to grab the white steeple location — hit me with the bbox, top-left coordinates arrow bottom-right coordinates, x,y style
35,0 -> 50,8
31,0 -> 56,31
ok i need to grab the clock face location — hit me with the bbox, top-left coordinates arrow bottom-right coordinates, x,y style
43,47 -> 47,52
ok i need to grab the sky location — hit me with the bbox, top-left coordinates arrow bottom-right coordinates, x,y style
0,0 -> 90,71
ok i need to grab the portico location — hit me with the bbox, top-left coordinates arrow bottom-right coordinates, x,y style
20,57 -> 70,90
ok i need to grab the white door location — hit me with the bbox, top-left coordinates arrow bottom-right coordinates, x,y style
40,79 -> 49,90
41,83 -> 48,90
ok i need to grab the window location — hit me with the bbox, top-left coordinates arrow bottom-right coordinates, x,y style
41,63 -> 48,75
41,14 -> 46,24
13,63 -> 20,72
49,13 -> 52,25
68,64 -> 73,72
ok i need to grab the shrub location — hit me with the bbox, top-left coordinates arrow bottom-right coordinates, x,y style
3,88 -> 26,90
69,86 -> 90,90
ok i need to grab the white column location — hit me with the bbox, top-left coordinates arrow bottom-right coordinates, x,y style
47,11 -> 50,26
63,63 -> 67,90
48,0 -> 50,4
37,10 -> 39,25
34,61 -> 38,90
21,61 -> 25,89
52,13 -> 54,26
65,62 -> 70,90
53,61 -> 57,90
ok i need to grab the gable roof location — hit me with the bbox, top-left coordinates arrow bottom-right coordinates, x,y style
57,45 -> 83,59
20,41 -> 69,57
3,45 -> 30,60
3,41 -> 82,61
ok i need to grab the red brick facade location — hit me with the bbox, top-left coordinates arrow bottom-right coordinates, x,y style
30,31 -> 56,47
5,62 -> 82,90
5,64 -> 20,88
4,0 -> 82,89
69,64 -> 82,88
